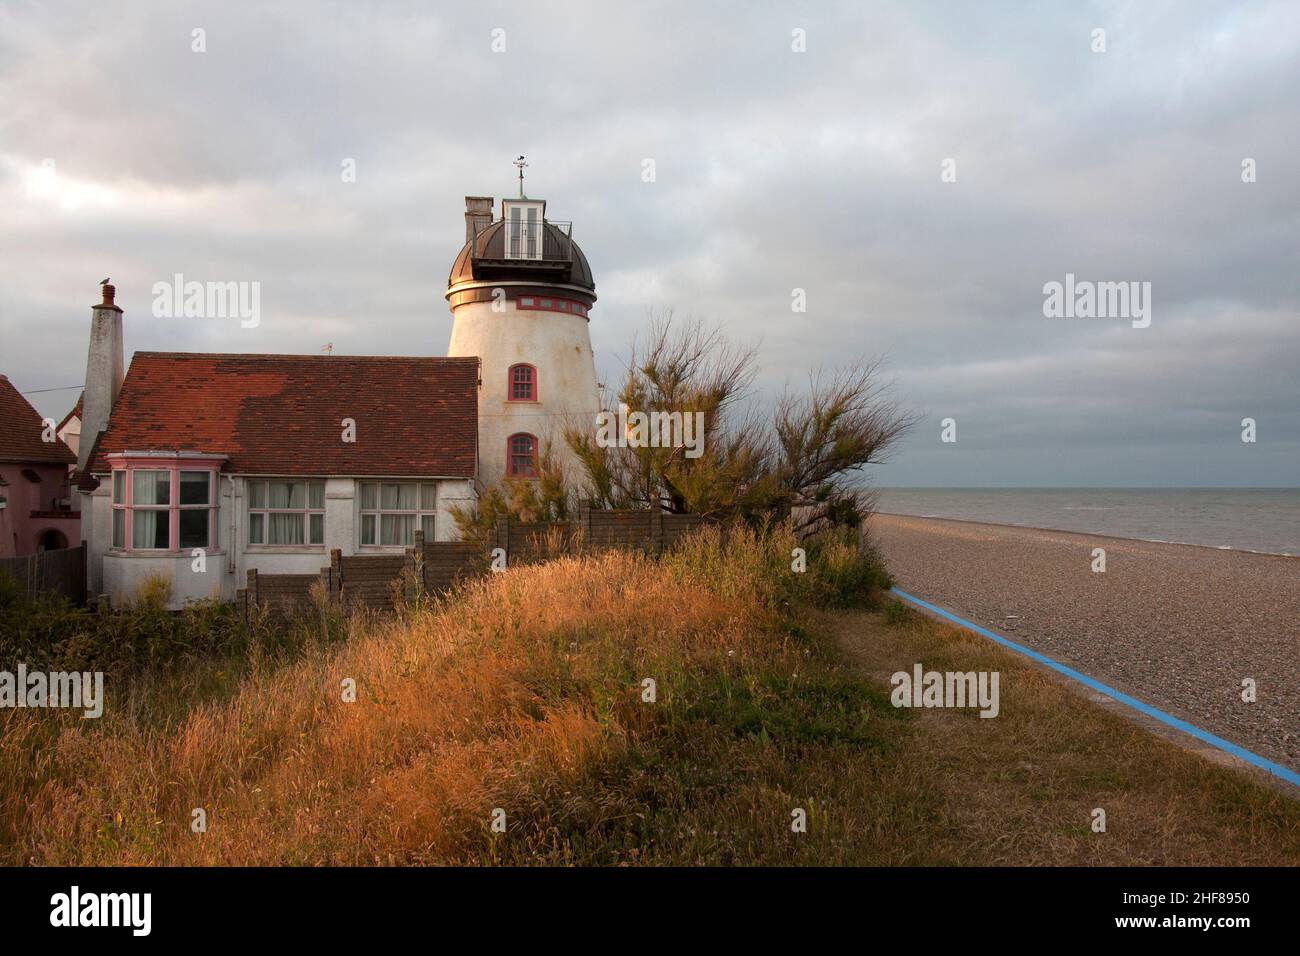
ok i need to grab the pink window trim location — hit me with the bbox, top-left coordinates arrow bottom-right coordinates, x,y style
106,456 -> 218,553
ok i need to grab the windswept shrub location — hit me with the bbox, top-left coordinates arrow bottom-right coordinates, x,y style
884,597 -> 916,627
663,520 -> 891,615
0,581 -> 273,677
803,527 -> 892,609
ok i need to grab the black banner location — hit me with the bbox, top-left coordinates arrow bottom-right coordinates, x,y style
0,866 -> 1280,942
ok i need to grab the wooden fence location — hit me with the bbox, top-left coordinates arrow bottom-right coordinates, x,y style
240,506 -> 715,619
0,546 -> 86,604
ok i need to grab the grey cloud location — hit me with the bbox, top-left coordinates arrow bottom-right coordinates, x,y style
1,1 -> 1295,486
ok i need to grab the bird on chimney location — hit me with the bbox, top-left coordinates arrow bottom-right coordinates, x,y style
100,278 -> 110,285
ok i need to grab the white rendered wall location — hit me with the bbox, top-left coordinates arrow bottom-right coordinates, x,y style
435,479 -> 475,540
58,416 -> 81,459
323,477 -> 355,556
103,550 -> 230,607
82,483 -> 111,596
97,476 -> 473,608
78,306 -> 124,476
101,487 -> 233,608
447,299 -> 599,489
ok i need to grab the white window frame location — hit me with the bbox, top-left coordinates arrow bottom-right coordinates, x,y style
358,481 -> 438,547
247,479 -> 326,548
503,200 -> 544,260
177,470 -> 215,551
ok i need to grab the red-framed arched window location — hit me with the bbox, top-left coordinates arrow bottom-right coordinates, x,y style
508,363 -> 537,402
507,433 -> 538,477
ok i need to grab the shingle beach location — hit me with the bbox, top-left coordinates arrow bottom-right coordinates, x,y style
869,513 -> 1300,772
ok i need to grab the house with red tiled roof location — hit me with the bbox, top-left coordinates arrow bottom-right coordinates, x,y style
75,184 -> 601,607
0,374 -> 79,558
77,283 -> 479,605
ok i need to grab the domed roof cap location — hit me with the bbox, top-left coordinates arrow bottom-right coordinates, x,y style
448,219 -> 595,293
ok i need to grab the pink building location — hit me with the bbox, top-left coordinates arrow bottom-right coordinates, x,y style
0,374 -> 79,557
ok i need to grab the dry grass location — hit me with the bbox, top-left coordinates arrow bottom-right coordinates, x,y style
828,601 -> 1300,865
1,527 -> 818,864
1,526 -> 1296,865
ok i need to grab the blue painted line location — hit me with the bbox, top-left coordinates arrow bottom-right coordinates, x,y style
889,586 -> 1300,790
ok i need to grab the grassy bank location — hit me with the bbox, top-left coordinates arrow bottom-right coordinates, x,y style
1,526 -> 1296,865
830,602 -> 1300,864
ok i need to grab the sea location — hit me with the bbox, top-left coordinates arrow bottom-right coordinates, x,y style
874,488 -> 1300,557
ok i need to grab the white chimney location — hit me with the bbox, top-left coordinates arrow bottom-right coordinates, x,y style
78,280 -> 124,475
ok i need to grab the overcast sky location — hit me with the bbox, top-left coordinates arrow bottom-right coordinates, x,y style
2,1 -> 1296,486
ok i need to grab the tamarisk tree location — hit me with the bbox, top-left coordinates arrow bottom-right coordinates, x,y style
565,315 -> 915,538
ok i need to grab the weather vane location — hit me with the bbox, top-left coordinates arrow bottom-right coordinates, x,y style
514,155 -> 528,198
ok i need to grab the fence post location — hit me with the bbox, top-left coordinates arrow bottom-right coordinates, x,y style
650,503 -> 663,556
330,549 -> 342,597
569,501 -> 583,554
494,515 -> 509,563
246,568 -> 258,611
577,499 -> 592,553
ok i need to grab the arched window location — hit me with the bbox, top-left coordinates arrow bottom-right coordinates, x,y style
508,363 -> 537,402
507,433 -> 538,478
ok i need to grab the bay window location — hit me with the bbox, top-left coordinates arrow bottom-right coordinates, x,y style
359,482 -> 437,546
107,456 -> 219,552
179,471 -> 213,549
111,472 -> 125,548
131,469 -> 170,548
247,480 -> 325,546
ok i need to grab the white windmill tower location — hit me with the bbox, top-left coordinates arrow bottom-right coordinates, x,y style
445,158 -> 600,489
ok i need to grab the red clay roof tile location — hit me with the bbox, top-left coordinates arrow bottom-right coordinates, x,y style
87,353 -> 478,479
0,375 -> 78,465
